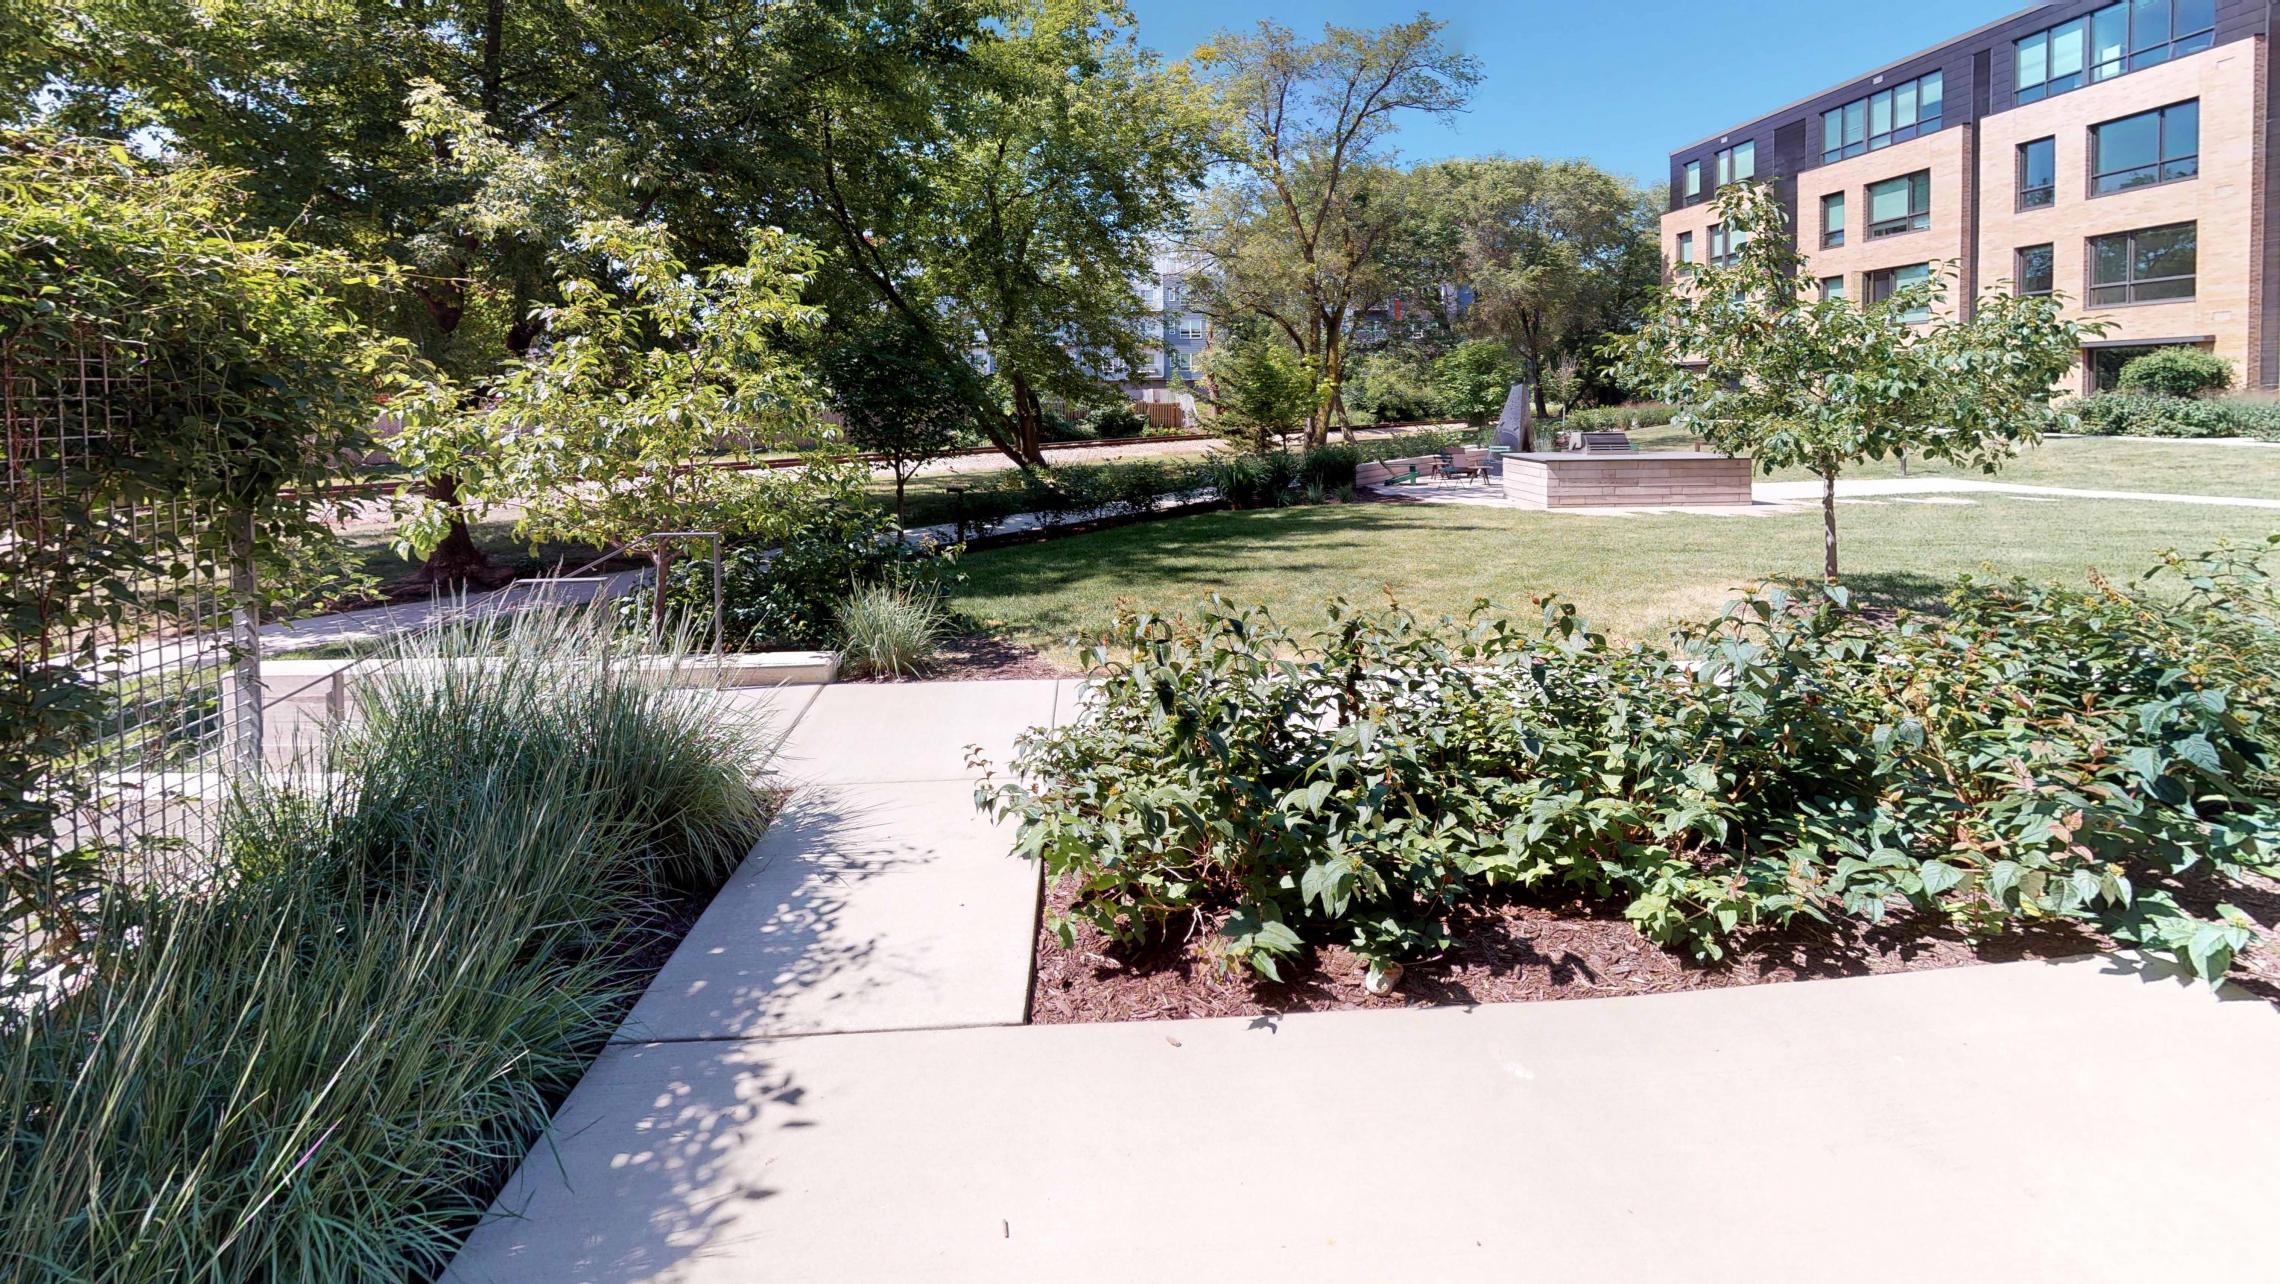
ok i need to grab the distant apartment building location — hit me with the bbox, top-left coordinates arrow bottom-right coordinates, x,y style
1663,1 -> 2280,392
1122,255 -> 1212,412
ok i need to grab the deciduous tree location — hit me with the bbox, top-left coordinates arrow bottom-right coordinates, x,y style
1188,15 -> 1478,444
1611,182 -> 2095,581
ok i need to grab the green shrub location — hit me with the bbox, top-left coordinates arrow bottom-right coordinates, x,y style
0,612 -> 776,1280
979,538 -> 2280,985
1562,403 -> 1677,433
836,582 -> 948,679
1431,340 -> 1519,426
2064,392 -> 2269,440
1298,444 -> 1362,491
638,499 -> 956,650
1085,404 -> 1149,438
1346,349 -> 1443,424
2117,347 -> 2232,398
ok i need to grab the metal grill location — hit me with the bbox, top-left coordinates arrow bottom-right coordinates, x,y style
3,334 -> 255,975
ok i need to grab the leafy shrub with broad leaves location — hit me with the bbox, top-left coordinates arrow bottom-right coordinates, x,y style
1084,404 -> 1149,438
638,498 -> 957,650
2066,391 -> 2280,441
2118,347 -> 2232,398
977,538 -> 2280,984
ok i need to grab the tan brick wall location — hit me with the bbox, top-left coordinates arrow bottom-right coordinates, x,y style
1659,202 -> 1727,284
1796,126 -> 1976,317
1974,39 -> 2265,392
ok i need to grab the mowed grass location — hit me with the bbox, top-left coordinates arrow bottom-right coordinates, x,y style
1628,425 -> 2280,498
959,440 -> 2280,657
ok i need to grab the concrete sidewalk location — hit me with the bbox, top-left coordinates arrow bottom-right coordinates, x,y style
447,955 -> 2280,1283
447,679 -> 2280,1283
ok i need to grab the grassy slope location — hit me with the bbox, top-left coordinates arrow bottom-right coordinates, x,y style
958,439 -> 2280,656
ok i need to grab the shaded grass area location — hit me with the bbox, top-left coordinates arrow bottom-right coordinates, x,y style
958,489 -> 2280,656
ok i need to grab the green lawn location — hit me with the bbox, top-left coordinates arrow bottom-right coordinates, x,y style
958,439 -> 2280,657
1629,425 -> 2280,498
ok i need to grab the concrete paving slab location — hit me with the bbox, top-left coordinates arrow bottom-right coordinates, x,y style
448,957 -> 2280,1283
713,683 -> 823,757
773,679 -> 1060,784
613,780 -> 1035,1042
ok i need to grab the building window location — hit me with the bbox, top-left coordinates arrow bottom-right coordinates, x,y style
2017,138 -> 2056,210
2091,100 -> 2199,194
1820,72 -> 1943,163
1818,275 -> 1846,302
1675,230 -> 1694,272
2088,222 -> 2196,305
1170,349 -> 1195,375
1866,171 -> 1931,239
1708,222 -> 1747,268
1683,160 -> 1702,203
1866,263 -> 1932,321
2017,1 -> 2215,104
1820,193 -> 1846,248
1177,314 -> 1206,340
2015,244 -> 2055,296
1713,142 -> 1755,188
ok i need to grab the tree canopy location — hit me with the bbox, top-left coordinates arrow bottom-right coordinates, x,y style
1187,15 -> 1479,443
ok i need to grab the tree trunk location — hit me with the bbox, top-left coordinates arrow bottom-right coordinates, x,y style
415,473 -> 497,586
894,469 -> 909,524
1821,469 -> 1840,582
650,545 -> 676,642
1009,373 -> 1045,465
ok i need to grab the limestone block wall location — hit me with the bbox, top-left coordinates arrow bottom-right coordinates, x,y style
1503,455 -> 1755,509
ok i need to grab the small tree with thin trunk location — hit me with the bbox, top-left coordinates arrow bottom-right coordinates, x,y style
396,218 -> 830,627
1610,182 -> 2094,581
822,317 -> 972,524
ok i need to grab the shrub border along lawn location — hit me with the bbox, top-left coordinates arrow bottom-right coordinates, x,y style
0,612 -> 777,1282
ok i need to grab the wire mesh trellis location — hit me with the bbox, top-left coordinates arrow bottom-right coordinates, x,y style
2,332 -> 259,979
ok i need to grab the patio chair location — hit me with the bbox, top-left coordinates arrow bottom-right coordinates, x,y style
1435,449 -> 1487,482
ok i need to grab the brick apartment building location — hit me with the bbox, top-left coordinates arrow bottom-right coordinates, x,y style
1663,1 -> 2280,392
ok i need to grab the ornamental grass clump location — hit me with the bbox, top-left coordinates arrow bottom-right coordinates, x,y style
978,537 -> 2280,985
836,582 -> 949,679
0,610 -> 775,1282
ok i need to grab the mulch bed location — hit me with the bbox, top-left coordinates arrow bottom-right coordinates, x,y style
1028,874 -> 2280,1023
851,632 -> 1076,683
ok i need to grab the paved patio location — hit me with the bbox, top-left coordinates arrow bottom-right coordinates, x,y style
445,679 -> 2280,1283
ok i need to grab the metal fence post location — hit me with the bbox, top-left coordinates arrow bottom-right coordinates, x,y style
227,511 -> 264,773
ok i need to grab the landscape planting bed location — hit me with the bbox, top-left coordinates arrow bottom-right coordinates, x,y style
1027,874 -> 2280,1024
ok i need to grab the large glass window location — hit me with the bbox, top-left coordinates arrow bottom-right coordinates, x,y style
1684,160 -> 1702,203
1708,222 -> 1747,267
2017,1 -> 2216,103
1821,72 -> 1944,163
1866,263 -> 1933,321
2016,244 -> 2055,296
1866,171 -> 1931,238
2089,222 -> 2197,304
1675,230 -> 1694,272
1820,193 -> 1846,248
2018,137 -> 2056,209
2092,100 -> 2199,194
1714,142 -> 1755,188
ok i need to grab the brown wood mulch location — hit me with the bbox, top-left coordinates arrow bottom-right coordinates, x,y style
851,632 -> 1076,683
1028,873 -> 2280,1024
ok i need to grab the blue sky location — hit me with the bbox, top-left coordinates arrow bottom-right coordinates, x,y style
1125,0 -> 2025,183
